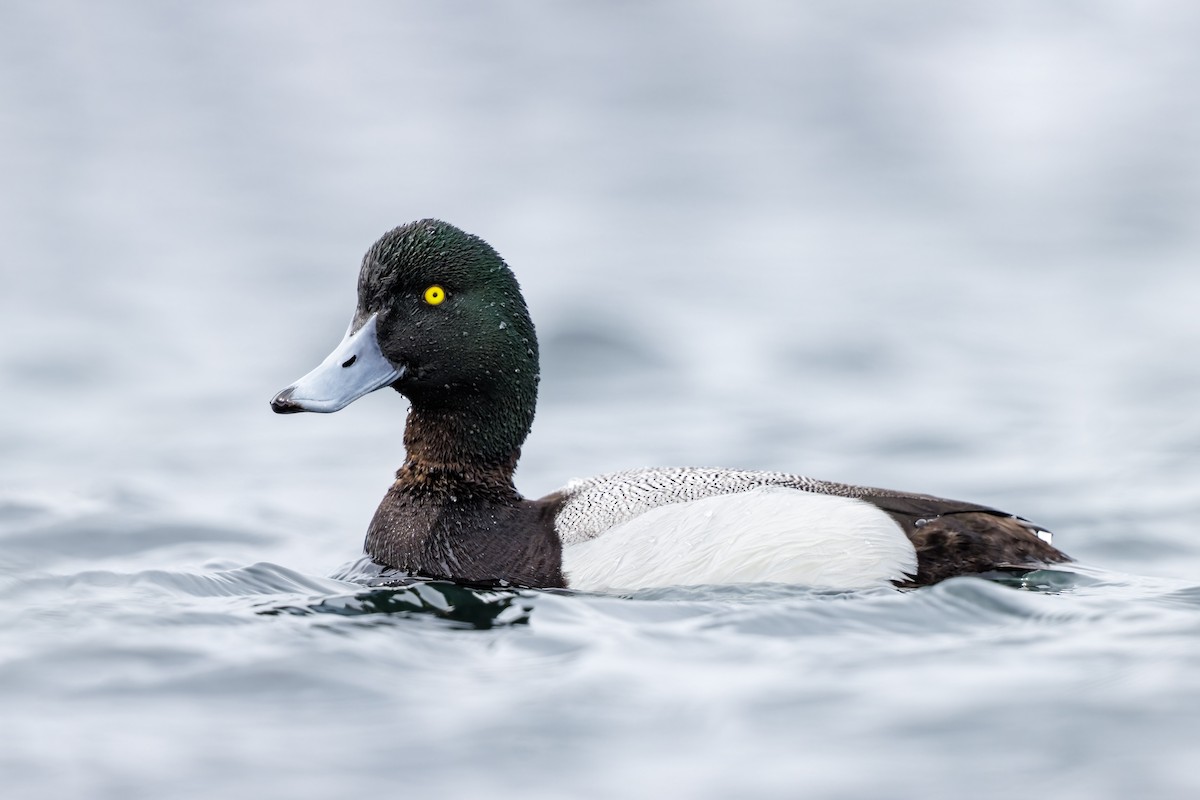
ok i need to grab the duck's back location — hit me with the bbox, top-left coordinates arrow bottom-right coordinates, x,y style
548,468 -> 1067,591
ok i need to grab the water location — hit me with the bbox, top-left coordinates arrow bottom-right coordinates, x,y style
3,2 -> 1200,798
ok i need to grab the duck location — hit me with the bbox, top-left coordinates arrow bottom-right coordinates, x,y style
271,219 -> 1069,591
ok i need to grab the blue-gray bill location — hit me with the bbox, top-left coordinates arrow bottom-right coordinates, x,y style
270,313 -> 402,414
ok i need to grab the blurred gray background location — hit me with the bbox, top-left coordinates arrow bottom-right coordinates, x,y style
2,1 -> 1198,574
5,5 -> 1200,800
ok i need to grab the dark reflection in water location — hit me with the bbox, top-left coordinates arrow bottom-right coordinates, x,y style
259,580 -> 534,629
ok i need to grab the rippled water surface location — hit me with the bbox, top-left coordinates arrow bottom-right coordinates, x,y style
4,3 -> 1200,799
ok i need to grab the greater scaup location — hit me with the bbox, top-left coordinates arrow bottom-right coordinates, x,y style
271,219 -> 1068,590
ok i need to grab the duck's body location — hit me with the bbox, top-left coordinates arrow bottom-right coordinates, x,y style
272,219 -> 1068,590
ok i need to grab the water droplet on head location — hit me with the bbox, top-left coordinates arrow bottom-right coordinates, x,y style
498,321 -> 507,330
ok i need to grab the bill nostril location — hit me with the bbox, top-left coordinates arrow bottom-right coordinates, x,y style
342,355 -> 357,368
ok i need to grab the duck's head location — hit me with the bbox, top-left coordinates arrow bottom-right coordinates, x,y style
271,220 -> 539,463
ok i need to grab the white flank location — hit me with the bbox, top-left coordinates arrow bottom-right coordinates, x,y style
562,487 -> 917,591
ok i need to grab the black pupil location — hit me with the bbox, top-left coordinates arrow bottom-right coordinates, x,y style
342,355 -> 357,368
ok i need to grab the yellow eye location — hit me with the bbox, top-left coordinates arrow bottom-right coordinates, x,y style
423,285 -> 446,306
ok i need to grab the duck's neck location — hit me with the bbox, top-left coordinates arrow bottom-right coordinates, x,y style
396,390 -> 535,501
